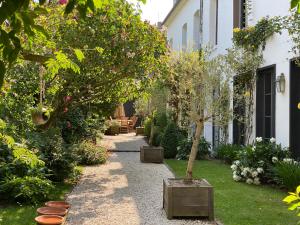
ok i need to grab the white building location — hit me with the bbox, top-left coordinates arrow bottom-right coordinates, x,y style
162,0 -> 300,158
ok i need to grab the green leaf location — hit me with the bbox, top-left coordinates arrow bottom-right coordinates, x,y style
297,185 -> 300,195
74,48 -> 85,62
0,61 -> 6,87
291,0 -> 299,9
283,195 -> 299,204
93,0 -> 102,9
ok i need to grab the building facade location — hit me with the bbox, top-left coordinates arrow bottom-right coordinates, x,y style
162,0 -> 300,158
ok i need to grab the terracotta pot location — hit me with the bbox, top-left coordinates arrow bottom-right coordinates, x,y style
37,207 -> 67,216
45,201 -> 70,209
35,215 -> 63,225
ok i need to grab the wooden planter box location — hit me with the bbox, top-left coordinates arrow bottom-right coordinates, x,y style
140,146 -> 164,163
136,127 -> 145,135
163,178 -> 214,220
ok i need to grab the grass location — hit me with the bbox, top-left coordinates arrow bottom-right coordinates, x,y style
0,166 -> 83,225
165,159 -> 299,225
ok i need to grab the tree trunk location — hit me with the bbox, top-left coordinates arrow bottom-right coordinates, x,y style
149,120 -> 155,146
185,120 -> 204,181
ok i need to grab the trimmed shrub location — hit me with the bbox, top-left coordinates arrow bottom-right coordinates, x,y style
216,144 -> 243,164
152,129 -> 163,147
144,117 -> 152,138
273,160 -> 300,190
155,112 -> 168,130
74,141 -> 107,165
161,122 -> 182,159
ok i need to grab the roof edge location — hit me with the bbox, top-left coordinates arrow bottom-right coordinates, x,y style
162,0 -> 183,26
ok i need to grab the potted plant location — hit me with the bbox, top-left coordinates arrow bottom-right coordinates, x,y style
140,111 -> 164,163
31,105 -> 50,125
163,51 -> 232,220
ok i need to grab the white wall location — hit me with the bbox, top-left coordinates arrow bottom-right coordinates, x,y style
250,0 -> 295,147
165,0 -> 294,148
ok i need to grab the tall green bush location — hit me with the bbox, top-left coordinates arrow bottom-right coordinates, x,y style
161,122 -> 182,159
144,117 -> 152,138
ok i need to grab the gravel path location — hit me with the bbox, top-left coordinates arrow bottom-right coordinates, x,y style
100,133 -> 148,152
65,135 -> 214,225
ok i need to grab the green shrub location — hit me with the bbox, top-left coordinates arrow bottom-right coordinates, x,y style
197,137 -> 211,159
74,141 -> 107,165
28,128 -> 77,182
176,138 -> 193,160
216,144 -> 243,164
176,137 -> 211,160
155,112 -> 168,131
161,122 -> 182,159
144,117 -> 152,138
0,176 -> 54,205
60,108 -> 88,144
273,160 -> 300,190
152,129 -> 163,147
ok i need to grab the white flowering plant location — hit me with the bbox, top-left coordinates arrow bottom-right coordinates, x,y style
230,137 -> 290,185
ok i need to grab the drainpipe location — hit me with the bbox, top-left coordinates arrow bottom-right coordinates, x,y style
199,0 -> 204,50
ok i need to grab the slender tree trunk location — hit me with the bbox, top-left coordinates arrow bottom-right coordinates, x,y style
185,120 -> 204,181
149,120 -> 155,146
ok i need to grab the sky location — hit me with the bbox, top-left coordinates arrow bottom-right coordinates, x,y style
130,0 -> 173,24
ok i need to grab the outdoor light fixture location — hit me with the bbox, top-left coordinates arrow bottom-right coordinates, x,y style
276,73 -> 286,93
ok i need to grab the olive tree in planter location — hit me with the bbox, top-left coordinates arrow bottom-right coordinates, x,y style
135,83 -> 168,163
163,51 -> 232,220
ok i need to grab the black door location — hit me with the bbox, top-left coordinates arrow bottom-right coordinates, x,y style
290,61 -> 300,158
256,66 -> 276,140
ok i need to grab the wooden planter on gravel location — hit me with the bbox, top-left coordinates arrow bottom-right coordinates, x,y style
163,178 -> 214,221
140,146 -> 164,163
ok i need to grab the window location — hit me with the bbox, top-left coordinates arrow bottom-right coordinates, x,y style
193,10 -> 201,50
210,0 -> 218,45
182,23 -> 187,51
233,0 -> 246,28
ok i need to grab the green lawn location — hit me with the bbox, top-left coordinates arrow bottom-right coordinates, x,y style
165,159 -> 299,225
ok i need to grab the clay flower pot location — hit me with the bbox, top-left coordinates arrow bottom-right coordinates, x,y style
45,201 -> 70,209
37,207 -> 67,216
35,215 -> 63,225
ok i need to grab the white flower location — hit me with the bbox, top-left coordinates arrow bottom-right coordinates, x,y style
258,160 -> 264,165
256,137 -> 263,142
283,158 -> 293,164
251,171 -> 258,177
252,146 -> 256,152
246,178 -> 253,184
270,137 -> 276,143
234,160 -> 240,166
233,175 -> 242,181
253,178 -> 261,185
126,52 -> 136,58
231,165 -> 237,171
272,157 -> 278,163
257,168 -> 264,174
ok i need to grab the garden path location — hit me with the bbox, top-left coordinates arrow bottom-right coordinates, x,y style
65,134 -> 213,225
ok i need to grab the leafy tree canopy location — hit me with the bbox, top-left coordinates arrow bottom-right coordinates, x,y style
0,0 -> 146,86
